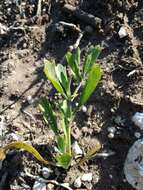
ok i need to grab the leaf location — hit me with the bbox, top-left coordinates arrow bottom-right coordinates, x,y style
65,50 -> 80,80
61,100 -> 72,119
55,153 -> 72,169
83,46 -> 101,75
55,64 -> 71,96
79,64 -> 102,106
44,59 -> 65,95
78,140 -> 101,166
75,47 -> 80,66
39,98 -> 59,135
57,135 -> 66,153
0,141 -> 54,165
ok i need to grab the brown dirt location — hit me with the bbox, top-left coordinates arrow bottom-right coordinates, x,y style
0,0 -> 143,189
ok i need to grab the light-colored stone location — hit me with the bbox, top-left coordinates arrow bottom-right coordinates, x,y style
107,127 -> 116,133
27,95 -> 34,104
124,139 -> 143,190
82,106 -> 87,113
81,173 -> 93,182
42,167 -> 53,179
118,26 -> 128,38
74,176 -> 82,188
32,179 -> 46,190
132,112 -> 143,130
108,132 -> 114,139
72,141 -> 83,155
134,132 -> 141,139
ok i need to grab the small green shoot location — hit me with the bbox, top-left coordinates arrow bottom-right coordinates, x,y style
0,46 -> 102,169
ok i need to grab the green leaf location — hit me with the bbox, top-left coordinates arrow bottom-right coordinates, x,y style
39,98 -> 59,135
55,64 -> 71,96
57,135 -> 66,153
75,47 -> 80,66
61,100 -> 72,119
65,50 -> 80,80
55,153 -> 72,169
44,59 -> 65,95
79,64 -> 102,106
83,46 -> 101,75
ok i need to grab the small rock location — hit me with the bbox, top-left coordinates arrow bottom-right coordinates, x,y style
27,95 -> 34,104
107,127 -> 116,133
134,132 -> 141,139
124,139 -> 143,190
132,112 -> 143,130
75,102 -> 79,107
42,167 -> 53,179
81,173 -> 93,182
82,106 -> 87,113
118,26 -> 128,38
74,176 -> 82,188
108,132 -> 114,139
72,141 -> 83,155
7,133 -> 21,141
32,179 -> 46,190
47,183 -> 54,190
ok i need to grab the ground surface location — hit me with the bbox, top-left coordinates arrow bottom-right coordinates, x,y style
0,0 -> 143,190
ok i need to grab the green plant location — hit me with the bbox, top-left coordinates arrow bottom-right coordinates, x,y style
39,46 -> 102,169
0,46 -> 102,169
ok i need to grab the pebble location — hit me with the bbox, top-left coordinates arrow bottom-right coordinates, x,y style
132,112 -> 143,130
118,26 -> 128,38
27,95 -> 34,104
108,132 -> 114,139
72,141 -> 83,155
81,173 -> 93,182
47,183 -> 54,190
107,127 -> 116,133
134,132 -> 141,139
32,179 -> 46,190
42,167 -> 53,179
82,105 -> 87,113
74,176 -> 82,188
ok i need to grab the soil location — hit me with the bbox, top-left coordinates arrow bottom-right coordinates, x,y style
0,0 -> 143,190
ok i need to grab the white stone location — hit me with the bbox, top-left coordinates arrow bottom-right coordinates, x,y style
107,127 -> 116,133
74,176 -> 82,188
27,95 -> 34,104
134,132 -> 141,139
124,139 -> 143,190
72,141 -> 83,155
82,106 -> 87,113
32,180 -> 46,190
132,112 -> 143,130
42,167 -> 53,179
108,132 -> 114,139
81,173 -> 93,182
118,26 -> 128,38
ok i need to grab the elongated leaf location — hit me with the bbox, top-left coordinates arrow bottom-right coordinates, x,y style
44,59 -> 64,95
55,153 -> 72,169
55,64 -> 70,96
79,64 -> 102,106
39,98 -> 59,135
83,46 -> 101,75
0,141 -> 54,166
65,50 -> 80,80
75,47 -> 80,66
57,135 -> 66,153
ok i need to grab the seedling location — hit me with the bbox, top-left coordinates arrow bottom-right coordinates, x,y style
0,46 -> 102,169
